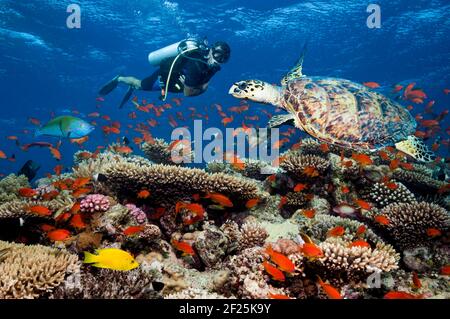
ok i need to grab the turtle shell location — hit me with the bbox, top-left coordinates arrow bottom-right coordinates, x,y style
282,77 -> 416,150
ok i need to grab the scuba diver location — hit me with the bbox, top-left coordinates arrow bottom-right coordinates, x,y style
99,37 -> 231,108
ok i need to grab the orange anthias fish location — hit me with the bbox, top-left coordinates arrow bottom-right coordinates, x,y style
363,82 -> 380,89
374,215 -> 390,225
426,228 -> 442,237
72,187 -> 92,198
399,162 -> 414,170
349,239 -> 371,248
300,243 -> 324,259
294,183 -> 308,192
389,158 -> 400,170
42,190 -> 59,201
221,116 -> 234,126
302,209 -> 316,219
70,214 -> 86,229
263,261 -> 285,281
204,193 -> 233,207
47,229 -> 71,241
123,226 -> 145,236
319,143 -> 330,152
0,150 -> 7,159
27,205 -> 52,216
317,277 -> 343,299
72,177 -> 91,190
354,199 -> 372,210
303,166 -> 319,177
18,188 -> 38,198
70,136 -> 89,145
245,198 -> 260,209
351,153 -> 373,166
171,239 -> 195,256
137,190 -> 151,199
383,291 -> 424,299
412,272 -> 422,289
266,246 -> 295,273
356,225 -> 367,236
327,226 -> 345,237
49,147 -> 61,161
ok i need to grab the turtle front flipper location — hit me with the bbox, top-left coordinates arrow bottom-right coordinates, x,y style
395,135 -> 436,163
281,42 -> 308,86
268,114 -> 296,128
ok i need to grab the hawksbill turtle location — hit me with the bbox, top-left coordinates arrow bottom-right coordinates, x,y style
228,46 -> 435,162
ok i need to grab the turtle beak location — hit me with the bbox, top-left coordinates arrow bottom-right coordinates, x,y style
228,83 -> 239,95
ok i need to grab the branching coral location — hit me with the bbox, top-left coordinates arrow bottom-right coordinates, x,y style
378,202 -> 450,249
316,238 -> 399,285
361,182 -> 416,208
0,240 -> 79,299
238,221 -> 269,250
280,153 -> 330,178
99,162 -> 261,203
392,169 -> 447,191
80,194 -> 110,213
50,268 -> 159,299
0,174 -> 30,205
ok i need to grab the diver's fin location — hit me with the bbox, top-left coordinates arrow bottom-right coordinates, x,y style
119,86 -> 134,109
281,42 -> 308,86
395,135 -> 436,163
99,75 -> 120,96
268,114 -> 296,128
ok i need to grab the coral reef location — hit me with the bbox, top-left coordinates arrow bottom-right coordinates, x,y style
0,240 -> 79,299
80,194 -> 110,213
142,139 -> 180,165
0,174 -> 30,204
126,203 -> 148,224
377,202 -> 450,250
238,220 -> 269,250
361,182 -> 416,208
280,152 -> 330,178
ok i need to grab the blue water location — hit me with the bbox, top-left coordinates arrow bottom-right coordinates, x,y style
0,0 -> 449,178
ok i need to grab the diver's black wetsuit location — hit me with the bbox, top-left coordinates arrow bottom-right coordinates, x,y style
141,51 -> 220,93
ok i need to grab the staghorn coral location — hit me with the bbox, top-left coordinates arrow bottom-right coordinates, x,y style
0,174 -> 30,204
50,268 -> 159,299
0,240 -> 79,299
379,202 -> 450,250
316,238 -> 399,285
80,194 -> 110,213
99,162 -> 260,203
361,182 -> 416,208
238,221 -> 269,250
280,152 -> 330,178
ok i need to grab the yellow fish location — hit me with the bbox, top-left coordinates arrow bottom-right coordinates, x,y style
83,248 -> 139,271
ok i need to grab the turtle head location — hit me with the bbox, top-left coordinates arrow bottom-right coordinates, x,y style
229,80 -> 282,106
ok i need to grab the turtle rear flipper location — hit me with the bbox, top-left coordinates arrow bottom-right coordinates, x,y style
395,135 -> 436,163
268,114 -> 296,128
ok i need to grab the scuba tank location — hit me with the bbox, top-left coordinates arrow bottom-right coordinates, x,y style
148,37 -> 209,101
148,37 -> 208,66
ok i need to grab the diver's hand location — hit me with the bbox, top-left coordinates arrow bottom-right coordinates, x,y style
179,75 -> 186,85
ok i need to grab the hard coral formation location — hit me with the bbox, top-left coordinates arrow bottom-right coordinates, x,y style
317,239 -> 399,285
238,221 -> 269,250
99,162 -> 260,202
0,240 -> 79,299
126,203 -> 148,224
80,194 -> 110,213
280,152 -> 329,178
50,268 -> 159,299
0,174 -> 29,204
142,139 -> 180,165
361,182 -> 416,208
393,168 -> 447,191
379,202 -> 450,250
